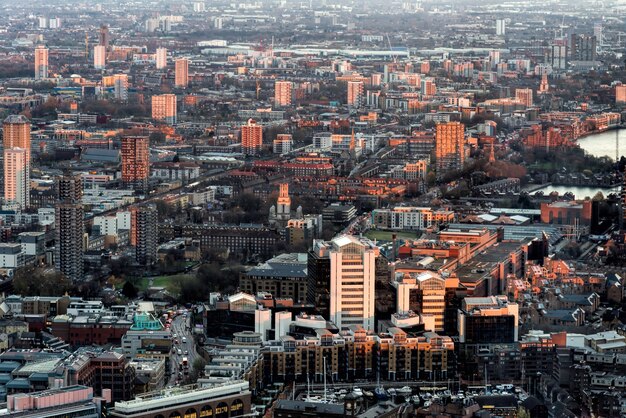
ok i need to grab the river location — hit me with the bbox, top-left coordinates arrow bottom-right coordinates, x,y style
528,129 -> 624,198
576,128 -> 626,160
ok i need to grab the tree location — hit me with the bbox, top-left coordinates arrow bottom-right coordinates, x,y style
189,357 -> 207,382
122,281 -> 138,299
12,266 -> 71,296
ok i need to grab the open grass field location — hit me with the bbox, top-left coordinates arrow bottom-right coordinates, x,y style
364,230 -> 419,241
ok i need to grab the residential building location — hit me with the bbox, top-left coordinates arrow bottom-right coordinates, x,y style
458,296 -> 519,343
174,57 -> 189,88
241,118 -> 263,155
515,88 -> 534,108
113,74 -> 129,101
4,148 -> 29,208
34,45 -> 48,79
274,81 -> 293,107
121,136 -> 150,191
94,45 -> 106,69
131,204 -> 158,265
0,386 -> 102,418
151,94 -> 177,124
54,174 -> 84,282
155,47 -> 167,69
347,80 -> 364,107
3,115 -> 31,165
435,121 -> 465,176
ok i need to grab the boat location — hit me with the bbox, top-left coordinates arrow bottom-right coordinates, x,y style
352,387 -> 363,397
411,395 -> 421,404
363,390 -> 374,398
374,386 -> 389,400
388,388 -> 397,396
397,386 -> 412,395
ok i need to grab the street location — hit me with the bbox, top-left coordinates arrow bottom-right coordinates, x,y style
166,312 -> 200,387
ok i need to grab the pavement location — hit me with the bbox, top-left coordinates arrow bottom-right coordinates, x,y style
166,312 -> 200,387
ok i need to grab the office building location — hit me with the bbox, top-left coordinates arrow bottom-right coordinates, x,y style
241,118 -> 263,155
132,204 -> 158,265
113,74 -> 129,101
54,174 -> 84,282
151,94 -> 177,124
458,296 -> 519,343
496,19 -> 506,36
93,45 -> 106,69
515,88 -> 533,108
274,80 -> 293,107
4,148 -> 29,209
174,57 -> 189,88
435,121 -> 465,176
155,47 -> 167,69
329,235 -> 378,331
34,45 -> 49,79
121,136 -> 150,191
347,80 -> 364,107
393,271 -> 446,331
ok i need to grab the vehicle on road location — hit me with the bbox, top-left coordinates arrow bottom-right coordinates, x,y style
177,349 -> 182,355
182,357 -> 188,367
182,337 -> 187,343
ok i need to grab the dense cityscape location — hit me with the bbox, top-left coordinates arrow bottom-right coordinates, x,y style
0,0 -> 625,417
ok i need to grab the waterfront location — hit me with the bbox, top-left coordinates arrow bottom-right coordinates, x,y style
577,128 -> 626,160
528,184 -> 620,200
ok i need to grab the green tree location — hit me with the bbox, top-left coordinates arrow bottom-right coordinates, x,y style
122,281 -> 138,299
13,267 -> 71,296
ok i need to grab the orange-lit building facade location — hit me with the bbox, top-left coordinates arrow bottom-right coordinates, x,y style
241,119 -> 263,155
347,81 -> 364,107
152,94 -> 177,125
121,136 -> 150,191
174,58 -> 189,88
34,45 -> 48,79
274,81 -> 293,107
435,121 -> 465,176
515,88 -> 533,108
3,148 -> 29,208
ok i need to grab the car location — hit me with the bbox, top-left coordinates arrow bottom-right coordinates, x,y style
184,350 -> 188,355
174,339 -> 179,344
177,349 -> 182,355
173,333 -> 177,338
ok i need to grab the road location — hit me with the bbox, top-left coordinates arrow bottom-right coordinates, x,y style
166,312 -> 200,387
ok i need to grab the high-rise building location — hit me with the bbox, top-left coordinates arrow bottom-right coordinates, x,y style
539,73 -> 549,94
3,148 -> 29,208
570,34 -> 597,61
131,204 -> 158,265
175,58 -> 189,88
54,174 -> 84,282
347,81 -> 364,107
193,1 -> 206,12
549,42 -> 567,70
121,136 -> 150,191
420,77 -> 436,96
616,85 -> 626,105
435,121 -> 465,176
496,19 -> 506,36
276,183 -> 291,222
34,45 -> 49,80
155,47 -> 167,69
274,81 -> 293,107
241,118 -> 263,155
3,115 -> 31,161
515,88 -> 533,107
152,94 -> 177,124
94,45 -> 106,69
329,235 -> 378,331
113,74 -> 129,101
594,23 -> 603,47
3,115 -> 32,208
98,24 -> 110,48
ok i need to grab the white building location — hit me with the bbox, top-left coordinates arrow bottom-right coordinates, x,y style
0,243 -> 24,269
94,45 -> 106,69
155,47 -> 167,70
329,235 -> 377,331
